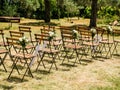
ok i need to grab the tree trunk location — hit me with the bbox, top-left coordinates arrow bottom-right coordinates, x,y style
44,0 -> 50,23
0,0 -> 5,10
89,0 -> 98,28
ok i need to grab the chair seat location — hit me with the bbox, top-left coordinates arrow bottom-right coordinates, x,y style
114,40 -> 120,43
0,49 -> 8,54
54,37 -> 62,41
83,42 -> 99,46
64,44 -> 83,49
53,41 -> 62,46
64,39 -> 79,43
26,45 -> 35,49
45,41 -> 62,46
0,42 -> 8,46
100,41 -> 113,44
14,45 -> 35,49
81,37 -> 90,41
39,48 -> 59,53
12,53 -> 35,59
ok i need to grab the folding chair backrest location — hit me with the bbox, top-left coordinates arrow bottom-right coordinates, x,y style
19,26 -> 33,42
60,26 -> 77,47
113,29 -> 120,35
0,30 -> 5,45
6,37 -> 19,54
78,25 -> 89,30
9,31 -> 24,39
96,27 -> 105,39
41,25 -> 56,35
42,25 -> 55,31
60,26 -> 73,38
113,29 -> 120,40
78,28 -> 91,41
40,28 -> 51,35
34,34 -> 43,45
35,34 -> 55,50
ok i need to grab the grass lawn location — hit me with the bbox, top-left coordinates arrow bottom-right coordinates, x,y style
0,18 -> 120,90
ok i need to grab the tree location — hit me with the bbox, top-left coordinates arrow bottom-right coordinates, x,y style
44,0 -> 50,22
64,0 -> 79,19
89,0 -> 98,28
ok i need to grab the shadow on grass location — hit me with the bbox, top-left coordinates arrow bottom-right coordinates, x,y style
91,55 -> 112,61
80,59 -> 93,63
60,63 -> 77,68
60,68 -> 70,71
0,69 -> 6,72
35,69 -> 50,75
112,54 -> 120,57
9,64 -> 24,70
7,76 -> 28,83
0,84 -> 14,90
43,59 -> 53,64
20,21 -> 59,26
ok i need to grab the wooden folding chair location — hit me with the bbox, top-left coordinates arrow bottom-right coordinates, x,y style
78,28 -> 100,58
9,30 -> 34,54
99,28 -> 114,58
9,31 -> 24,38
77,25 -> 90,42
9,31 -> 24,53
40,26 -> 62,51
60,26 -> 84,65
0,30 -> 9,72
41,25 -> 55,33
35,34 -> 60,72
112,29 -> 120,55
19,26 -> 35,53
0,30 -> 8,47
0,49 -> 8,72
6,37 -> 35,81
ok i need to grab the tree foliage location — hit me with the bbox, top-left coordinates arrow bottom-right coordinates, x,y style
0,0 -> 120,24
64,0 -> 79,17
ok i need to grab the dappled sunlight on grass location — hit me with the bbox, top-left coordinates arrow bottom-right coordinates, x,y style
0,18 -> 120,90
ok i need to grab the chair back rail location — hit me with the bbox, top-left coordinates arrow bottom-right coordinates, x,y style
19,26 -> 33,42
0,30 -> 8,47
9,31 -> 24,38
19,26 -> 35,47
6,37 -> 19,46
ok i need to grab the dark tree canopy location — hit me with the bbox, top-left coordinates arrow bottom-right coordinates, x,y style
0,0 -> 120,24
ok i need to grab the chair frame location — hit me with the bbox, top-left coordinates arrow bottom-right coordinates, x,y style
6,37 -> 35,81
35,34 -> 59,72
60,26 -> 83,65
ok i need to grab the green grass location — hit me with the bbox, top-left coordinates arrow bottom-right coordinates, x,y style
0,18 -> 120,90
89,77 -> 120,90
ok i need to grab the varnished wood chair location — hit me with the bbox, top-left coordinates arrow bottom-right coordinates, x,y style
0,30 -> 9,72
6,37 -> 35,81
35,34 -> 60,72
112,29 -> 120,55
60,26 -> 84,65
19,26 -> 35,53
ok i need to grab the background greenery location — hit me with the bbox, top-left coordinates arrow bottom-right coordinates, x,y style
0,0 -> 120,24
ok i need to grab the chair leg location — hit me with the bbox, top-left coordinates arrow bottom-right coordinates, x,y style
73,49 -> 81,65
0,57 -> 7,72
0,53 -> 8,72
105,43 -> 113,58
112,42 -> 118,55
21,59 -> 34,81
36,52 -> 45,71
48,53 -> 58,72
61,50 -> 69,64
7,59 -> 20,80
